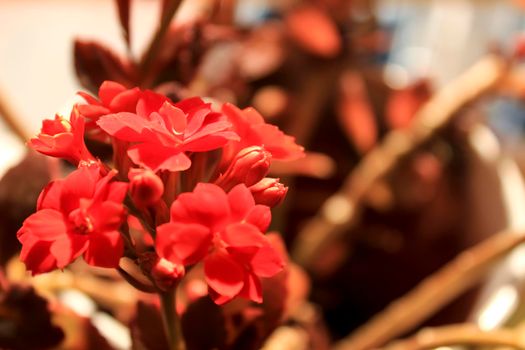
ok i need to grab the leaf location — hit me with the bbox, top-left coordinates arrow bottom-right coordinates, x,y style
181,297 -> 227,350
229,234 -> 302,350
129,301 -> 170,350
0,152 -> 51,267
74,40 -> 137,93
160,0 -> 173,24
386,80 -> 432,129
337,72 -> 378,154
0,284 -> 64,349
114,0 -> 132,48
238,25 -> 285,80
285,5 -> 342,58
160,0 -> 181,26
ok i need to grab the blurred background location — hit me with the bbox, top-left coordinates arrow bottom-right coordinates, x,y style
4,0 -> 525,349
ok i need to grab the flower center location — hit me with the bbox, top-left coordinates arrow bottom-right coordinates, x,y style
209,232 -> 229,255
69,208 -> 94,235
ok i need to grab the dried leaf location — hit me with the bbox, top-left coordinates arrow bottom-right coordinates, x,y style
229,233 -> 305,350
285,5 -> 342,58
74,40 -> 136,93
337,72 -> 378,154
239,25 -> 285,80
138,0 -> 183,86
270,152 -> 336,179
114,0 -> 132,48
0,152 -> 50,266
0,285 -> 64,349
386,80 -> 432,129
130,301 -> 170,350
181,297 -> 227,350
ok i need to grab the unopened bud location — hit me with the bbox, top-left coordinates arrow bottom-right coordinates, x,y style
216,146 -> 271,191
151,257 -> 185,291
128,169 -> 164,207
249,178 -> 288,207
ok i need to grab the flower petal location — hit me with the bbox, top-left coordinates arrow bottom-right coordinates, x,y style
19,238 -> 57,275
37,180 -> 64,211
245,205 -> 271,232
97,112 -> 152,142
252,123 -> 304,161
174,96 -> 206,114
109,87 -> 141,112
90,201 -> 126,232
18,209 -> 68,241
238,271 -> 262,303
184,106 -> 209,137
156,222 -> 211,265
221,223 -> 266,249
227,184 -> 255,222
127,143 -> 191,172
50,235 -> 88,269
159,102 -> 187,134
183,131 -> 238,152
60,166 -> 99,213
99,81 -> 127,106
204,252 -> 244,299
106,182 -> 129,203
83,230 -> 124,268
249,242 -> 285,278
136,90 -> 168,117
170,183 -> 230,230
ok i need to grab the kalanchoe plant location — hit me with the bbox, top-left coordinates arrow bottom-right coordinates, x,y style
17,81 -> 304,349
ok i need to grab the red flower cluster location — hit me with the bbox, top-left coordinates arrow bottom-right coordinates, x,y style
18,166 -> 127,274
19,81 -> 304,304
157,183 -> 283,304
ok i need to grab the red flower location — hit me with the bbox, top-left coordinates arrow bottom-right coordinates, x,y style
221,103 -> 305,165
96,93 -> 238,172
76,81 -> 142,140
28,109 -> 95,166
156,183 -> 284,304
17,166 -> 128,275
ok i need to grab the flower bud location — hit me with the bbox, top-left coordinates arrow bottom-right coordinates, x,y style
151,257 -> 185,291
249,178 -> 288,207
128,169 -> 164,207
215,146 -> 271,191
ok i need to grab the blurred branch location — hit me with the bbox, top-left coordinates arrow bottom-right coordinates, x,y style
291,54 -> 508,268
0,85 -> 30,142
381,324 -> 525,350
333,230 -> 525,350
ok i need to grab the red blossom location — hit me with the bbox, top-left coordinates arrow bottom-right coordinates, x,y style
220,103 -> 304,166
95,89 -> 238,172
76,81 -> 142,140
28,109 -> 95,166
17,166 -> 128,274
156,183 -> 284,304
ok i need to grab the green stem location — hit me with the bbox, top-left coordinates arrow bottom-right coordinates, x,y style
160,289 -> 185,350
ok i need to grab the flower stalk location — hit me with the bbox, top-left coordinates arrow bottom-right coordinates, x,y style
160,288 -> 185,350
